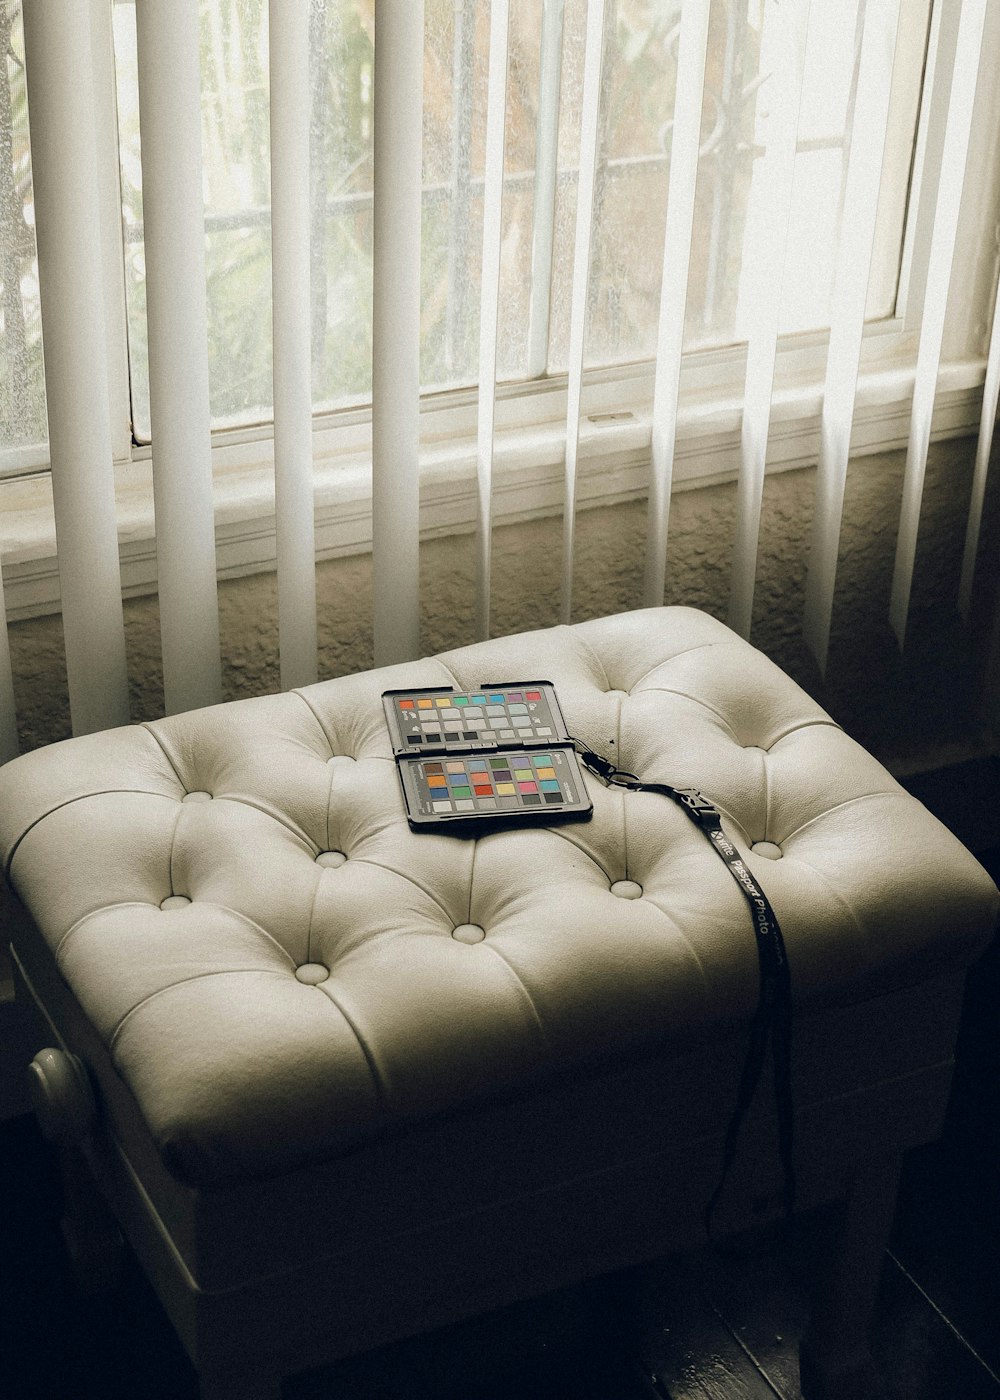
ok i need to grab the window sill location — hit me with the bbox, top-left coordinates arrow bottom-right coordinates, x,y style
0,355 -> 987,623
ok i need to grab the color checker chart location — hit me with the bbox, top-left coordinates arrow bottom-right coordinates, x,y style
382,683 -> 593,829
396,748 -> 591,827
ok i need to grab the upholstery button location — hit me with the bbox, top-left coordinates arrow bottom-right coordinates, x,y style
327,755 -> 354,768
452,924 -> 486,944
295,963 -> 329,985
752,841 -> 783,860
159,895 -> 191,910
610,880 -> 643,899
316,850 -> 347,868
182,790 -> 212,803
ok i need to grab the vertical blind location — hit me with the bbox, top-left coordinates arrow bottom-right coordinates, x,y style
133,0 -> 223,716
1,0 -> 997,760
371,0 -> 423,668
561,0 -> 607,625
474,0 -> 510,641
19,0 -> 130,743
889,0 -> 989,648
269,0 -> 318,691
642,0 -> 711,612
727,0 -> 810,640
803,0 -> 903,669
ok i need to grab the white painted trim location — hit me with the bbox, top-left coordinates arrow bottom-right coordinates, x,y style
0,364 -> 986,624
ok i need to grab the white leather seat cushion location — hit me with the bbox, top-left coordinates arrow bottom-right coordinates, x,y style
2,608 -> 996,1185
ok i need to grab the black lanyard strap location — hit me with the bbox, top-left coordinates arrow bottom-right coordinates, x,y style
572,744 -> 796,1236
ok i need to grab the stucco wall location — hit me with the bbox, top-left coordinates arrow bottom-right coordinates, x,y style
7,435 -> 1000,774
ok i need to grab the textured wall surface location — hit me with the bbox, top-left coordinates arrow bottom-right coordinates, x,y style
7,436 -> 1000,775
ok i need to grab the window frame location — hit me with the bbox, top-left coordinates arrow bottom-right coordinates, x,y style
2,0 -> 999,620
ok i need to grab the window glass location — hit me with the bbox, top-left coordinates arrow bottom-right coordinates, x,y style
114,0 -> 277,435
0,1 -> 46,454
107,0 -> 926,438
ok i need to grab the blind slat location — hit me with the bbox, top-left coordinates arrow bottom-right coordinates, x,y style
474,0 -> 511,641
643,0 -> 711,608
135,0 -> 222,715
270,0 -> 318,690
958,276 -> 1000,615
803,0 -> 902,670
372,0 -> 423,667
728,0 -> 811,640
527,0 -> 565,379
22,0 -> 130,737
561,0 -> 606,625
889,0 -> 987,647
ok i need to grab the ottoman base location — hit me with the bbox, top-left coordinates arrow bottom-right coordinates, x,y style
11,911 -> 963,1400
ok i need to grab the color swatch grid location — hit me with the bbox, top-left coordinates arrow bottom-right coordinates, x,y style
386,686 -> 561,753
406,749 -> 585,820
422,753 -> 567,814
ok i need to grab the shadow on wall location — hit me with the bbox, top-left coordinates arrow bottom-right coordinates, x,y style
8,434 -> 1000,776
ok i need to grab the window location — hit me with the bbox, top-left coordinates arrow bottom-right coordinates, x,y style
0,0 -> 995,518
96,0 -> 927,440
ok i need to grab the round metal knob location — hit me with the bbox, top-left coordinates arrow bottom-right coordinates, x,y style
27,1048 -> 96,1146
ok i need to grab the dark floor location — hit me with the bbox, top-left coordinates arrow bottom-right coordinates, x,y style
1,764 -> 998,1400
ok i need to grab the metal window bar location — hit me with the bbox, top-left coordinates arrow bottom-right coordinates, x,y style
118,138 -> 849,250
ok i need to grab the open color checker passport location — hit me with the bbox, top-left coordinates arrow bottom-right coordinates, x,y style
382,682 -> 593,829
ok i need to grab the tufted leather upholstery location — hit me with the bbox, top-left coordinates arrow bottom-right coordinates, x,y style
2,608 -> 997,1187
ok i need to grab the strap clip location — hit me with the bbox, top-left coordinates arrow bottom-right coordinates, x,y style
605,769 -> 644,792
673,788 -> 722,828
578,748 -> 616,781
577,748 -> 645,791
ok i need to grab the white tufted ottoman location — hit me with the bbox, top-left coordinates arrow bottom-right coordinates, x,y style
2,607 -> 997,1400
